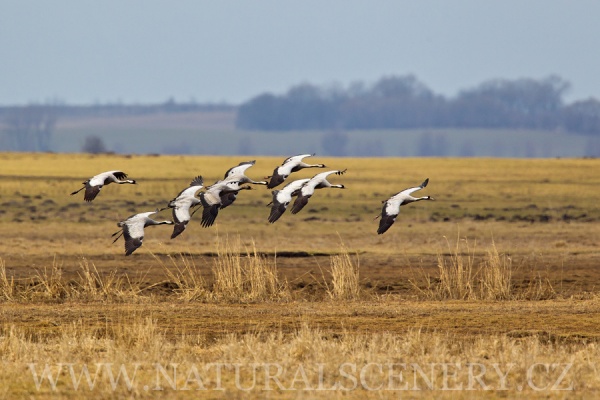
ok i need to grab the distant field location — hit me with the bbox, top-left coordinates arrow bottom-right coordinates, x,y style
50,110 -> 599,157
1,153 -> 599,282
2,153 -> 600,398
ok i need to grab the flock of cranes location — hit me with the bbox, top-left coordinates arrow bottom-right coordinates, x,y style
70,154 -> 434,255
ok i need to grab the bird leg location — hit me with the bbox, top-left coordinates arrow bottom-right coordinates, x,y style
70,186 -> 85,195
111,230 -> 124,243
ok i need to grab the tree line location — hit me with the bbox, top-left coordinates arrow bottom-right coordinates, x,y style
236,75 -> 600,135
2,75 -> 599,153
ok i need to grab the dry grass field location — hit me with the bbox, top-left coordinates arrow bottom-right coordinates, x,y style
1,152 -> 600,398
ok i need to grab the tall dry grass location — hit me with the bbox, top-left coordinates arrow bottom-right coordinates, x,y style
161,253 -> 209,302
212,237 -> 290,302
2,238 -> 293,304
31,257 -> 68,301
0,258 -> 15,301
415,235 -> 555,301
74,258 -> 144,301
478,243 -> 512,300
517,273 -> 557,301
1,316 -> 599,397
0,236 -> 561,305
326,244 -> 361,301
0,257 -> 147,303
436,236 -> 476,300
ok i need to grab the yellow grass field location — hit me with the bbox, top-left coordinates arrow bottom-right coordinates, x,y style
1,152 -> 600,398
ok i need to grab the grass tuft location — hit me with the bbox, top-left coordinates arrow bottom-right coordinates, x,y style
31,257 -> 68,301
326,243 -> 361,301
74,258 -> 131,301
436,236 -> 476,300
212,237 -> 290,302
0,258 -> 16,302
415,235 -> 557,301
478,242 -> 512,300
163,253 -> 210,302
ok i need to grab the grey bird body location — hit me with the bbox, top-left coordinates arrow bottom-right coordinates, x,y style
290,169 -> 346,214
376,178 -> 434,235
223,160 -> 268,186
267,154 -> 326,189
71,170 -> 136,202
112,209 -> 173,255
198,179 -> 250,227
167,176 -> 204,239
267,178 -> 310,223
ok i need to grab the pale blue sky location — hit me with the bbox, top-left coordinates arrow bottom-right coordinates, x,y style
1,1 -> 599,105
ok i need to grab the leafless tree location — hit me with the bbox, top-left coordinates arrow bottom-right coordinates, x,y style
2,104 -> 57,151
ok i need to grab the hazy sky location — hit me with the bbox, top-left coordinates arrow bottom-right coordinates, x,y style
2,1 -> 599,105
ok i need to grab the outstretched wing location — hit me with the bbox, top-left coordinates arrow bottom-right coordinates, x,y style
377,200 -> 400,235
172,203 -> 191,224
84,184 -> 102,202
311,169 -> 346,182
224,161 -> 255,179
393,178 -> 429,199
189,175 -> 203,187
122,224 -> 144,255
282,153 -> 313,165
199,192 -> 220,227
171,222 -> 188,239
219,192 -> 238,209
173,176 -> 204,198
268,191 -> 289,223
267,167 -> 287,189
170,205 -> 194,237
124,237 -> 143,256
201,205 -> 219,228
112,171 -> 128,181
290,194 -> 311,214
